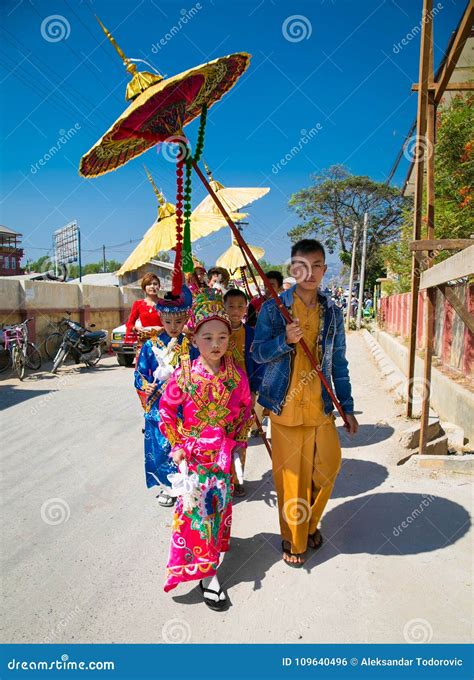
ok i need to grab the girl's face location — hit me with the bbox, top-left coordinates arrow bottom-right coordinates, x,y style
195,268 -> 206,282
194,319 -> 230,363
161,312 -> 187,338
145,279 -> 160,296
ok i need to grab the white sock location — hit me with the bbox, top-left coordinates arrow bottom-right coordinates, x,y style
202,554 -> 226,601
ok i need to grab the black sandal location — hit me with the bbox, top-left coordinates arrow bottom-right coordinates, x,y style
281,540 -> 304,568
158,491 -> 175,507
307,529 -> 324,551
199,581 -> 228,611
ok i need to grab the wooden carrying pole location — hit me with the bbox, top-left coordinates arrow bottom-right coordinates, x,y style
406,0 -> 433,418
419,34 -> 436,455
192,159 -> 351,430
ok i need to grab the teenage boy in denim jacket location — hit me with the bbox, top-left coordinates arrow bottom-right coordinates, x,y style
252,239 -> 358,567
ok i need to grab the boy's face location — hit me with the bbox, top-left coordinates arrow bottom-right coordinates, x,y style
290,250 -> 327,291
265,277 -> 280,298
194,319 -> 230,362
161,312 -> 187,338
208,273 -> 220,286
224,295 -> 247,327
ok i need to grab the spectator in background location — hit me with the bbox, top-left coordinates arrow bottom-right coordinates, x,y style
246,270 -> 283,328
125,273 -> 163,359
207,266 -> 230,295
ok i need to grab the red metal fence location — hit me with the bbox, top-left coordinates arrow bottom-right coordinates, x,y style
378,282 -> 473,377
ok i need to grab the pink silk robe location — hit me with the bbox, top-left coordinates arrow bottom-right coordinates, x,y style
159,355 -> 253,592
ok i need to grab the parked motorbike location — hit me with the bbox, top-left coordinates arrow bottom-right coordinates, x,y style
51,318 -> 108,374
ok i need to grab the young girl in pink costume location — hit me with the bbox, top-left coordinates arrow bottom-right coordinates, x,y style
159,288 -> 252,610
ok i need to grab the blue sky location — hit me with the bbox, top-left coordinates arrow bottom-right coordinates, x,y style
0,0 -> 466,269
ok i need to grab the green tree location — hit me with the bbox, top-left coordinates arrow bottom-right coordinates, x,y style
288,165 -> 410,289
381,94 -> 473,293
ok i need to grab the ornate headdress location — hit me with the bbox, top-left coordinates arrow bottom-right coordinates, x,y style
191,288 -> 231,332
155,285 -> 193,315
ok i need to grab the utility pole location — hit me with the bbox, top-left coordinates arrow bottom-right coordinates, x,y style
356,212 -> 368,330
345,222 -> 358,331
102,245 -> 107,273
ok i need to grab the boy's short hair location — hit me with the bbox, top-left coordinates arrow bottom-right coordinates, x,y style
265,270 -> 283,288
291,239 -> 326,262
224,288 -> 247,303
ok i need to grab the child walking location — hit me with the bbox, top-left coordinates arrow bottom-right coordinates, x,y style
252,239 -> 358,567
134,286 -> 196,506
159,289 -> 252,609
223,288 -> 263,496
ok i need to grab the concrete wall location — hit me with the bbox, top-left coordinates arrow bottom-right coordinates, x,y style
378,282 -> 473,376
374,329 -> 474,444
0,279 -> 142,358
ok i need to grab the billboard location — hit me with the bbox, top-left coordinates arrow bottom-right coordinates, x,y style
53,221 -> 80,265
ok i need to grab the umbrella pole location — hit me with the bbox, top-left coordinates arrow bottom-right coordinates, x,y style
192,159 -> 350,430
241,244 -> 263,297
253,410 -> 272,459
240,267 -> 253,299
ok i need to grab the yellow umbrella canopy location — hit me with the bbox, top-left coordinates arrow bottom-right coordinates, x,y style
79,19 -> 250,178
216,237 -> 264,273
116,168 -> 246,276
193,162 -> 270,215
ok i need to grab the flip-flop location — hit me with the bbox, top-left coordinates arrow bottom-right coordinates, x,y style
281,540 -> 304,568
158,491 -> 175,507
199,581 -> 228,611
307,529 -> 324,551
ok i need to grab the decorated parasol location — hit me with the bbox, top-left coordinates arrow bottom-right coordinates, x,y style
193,162 -> 270,215
79,18 -> 351,430
216,237 -> 264,273
116,166 -> 246,276
79,19 -> 250,178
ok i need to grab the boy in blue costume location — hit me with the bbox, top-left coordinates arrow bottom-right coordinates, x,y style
134,285 -> 198,506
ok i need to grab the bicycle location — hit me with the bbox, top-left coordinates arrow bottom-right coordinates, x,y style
0,319 -> 42,380
44,312 -> 75,361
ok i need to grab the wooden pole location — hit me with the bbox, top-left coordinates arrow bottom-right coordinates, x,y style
406,0 -> 432,418
192,159 -> 351,430
253,411 -> 272,459
345,222 -> 358,332
419,33 -> 436,455
356,212 -> 368,330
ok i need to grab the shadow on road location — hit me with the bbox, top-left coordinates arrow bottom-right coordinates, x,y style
305,492 -> 471,571
0,385 -> 57,410
337,422 -> 395,448
332,458 -> 388,498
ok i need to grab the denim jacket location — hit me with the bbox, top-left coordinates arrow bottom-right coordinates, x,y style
250,285 -> 354,416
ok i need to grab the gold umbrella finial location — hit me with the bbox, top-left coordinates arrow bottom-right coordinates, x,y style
96,16 -> 137,77
95,15 -> 163,101
203,160 -> 213,180
143,165 -> 165,207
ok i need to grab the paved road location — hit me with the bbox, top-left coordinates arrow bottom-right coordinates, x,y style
1,333 -> 472,644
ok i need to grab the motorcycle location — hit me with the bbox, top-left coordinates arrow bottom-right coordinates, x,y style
51,318 -> 108,374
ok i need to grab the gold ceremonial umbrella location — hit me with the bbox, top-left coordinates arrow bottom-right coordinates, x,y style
216,236 -> 264,274
193,162 -> 270,215
116,167 -> 246,276
79,19 -> 250,178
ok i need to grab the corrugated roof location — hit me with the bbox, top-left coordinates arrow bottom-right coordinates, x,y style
0,225 -> 22,236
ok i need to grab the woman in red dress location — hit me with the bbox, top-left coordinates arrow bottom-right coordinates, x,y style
126,273 -> 163,358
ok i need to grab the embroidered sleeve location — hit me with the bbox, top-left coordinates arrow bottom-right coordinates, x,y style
234,370 -> 253,445
158,371 -> 186,447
